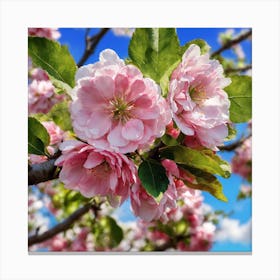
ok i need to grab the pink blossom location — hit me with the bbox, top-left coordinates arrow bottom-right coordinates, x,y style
55,140 -> 136,207
112,28 -> 135,37
71,49 -> 171,153
188,222 -> 216,251
166,121 -> 180,139
28,146 -> 55,164
42,121 -> 64,146
28,154 -> 48,164
240,185 -> 251,195
130,177 -> 177,222
28,28 -> 61,40
71,228 -> 89,251
28,79 -> 64,114
168,44 -> 231,150
231,136 -> 252,180
161,159 -> 196,185
30,68 -> 49,81
46,235 -> 68,251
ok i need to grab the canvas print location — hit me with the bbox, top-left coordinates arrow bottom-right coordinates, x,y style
28,28 -> 252,252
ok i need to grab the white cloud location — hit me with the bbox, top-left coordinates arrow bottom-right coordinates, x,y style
215,218 -> 252,244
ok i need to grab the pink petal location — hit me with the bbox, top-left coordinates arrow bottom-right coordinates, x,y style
87,111 -> 111,138
107,123 -> 129,147
173,114 -> 194,135
93,76 -> 115,99
99,49 -> 124,66
121,119 -> 144,141
109,172 -> 118,191
132,106 -> 160,120
130,79 -> 145,95
115,74 -> 129,94
83,151 -> 104,169
133,94 -> 153,108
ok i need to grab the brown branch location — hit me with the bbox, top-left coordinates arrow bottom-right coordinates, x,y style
219,133 -> 251,151
224,64 -> 252,75
28,151 -> 61,186
77,28 -> 110,67
211,30 -> 252,58
28,203 -> 92,247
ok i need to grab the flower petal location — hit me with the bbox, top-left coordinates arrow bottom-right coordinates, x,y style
92,76 -> 115,99
121,119 -> 144,141
87,111 -> 111,138
107,123 -> 129,147
83,151 -> 104,169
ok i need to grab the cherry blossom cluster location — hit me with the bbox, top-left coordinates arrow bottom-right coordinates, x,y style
29,226 -> 94,252
28,28 -> 64,115
168,44 -> 231,150
116,191 -> 216,251
28,28 -> 61,40
231,136 -> 252,181
55,46 -> 231,222
28,190 -> 51,236
28,68 -> 65,115
29,121 -> 65,164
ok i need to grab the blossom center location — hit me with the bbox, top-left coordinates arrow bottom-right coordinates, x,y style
189,86 -> 207,105
109,97 -> 134,123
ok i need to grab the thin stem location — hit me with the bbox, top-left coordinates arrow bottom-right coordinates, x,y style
77,28 -> 110,67
219,133 -> 251,152
211,30 -> 252,58
28,203 -> 92,247
224,64 -> 252,75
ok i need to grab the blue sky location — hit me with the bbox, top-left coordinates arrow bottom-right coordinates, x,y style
58,28 -> 252,252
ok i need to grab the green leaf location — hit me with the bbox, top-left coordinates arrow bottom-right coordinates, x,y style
28,117 -> 50,155
50,77 -> 73,96
28,36 -> 77,88
138,159 -> 169,198
180,166 -> 228,202
129,28 -> 181,87
225,123 -> 237,141
28,133 -> 46,156
224,75 -> 252,123
181,39 -> 210,55
160,145 -> 231,178
159,59 -> 181,96
47,101 -> 73,131
161,134 -> 179,146
99,216 -> 124,248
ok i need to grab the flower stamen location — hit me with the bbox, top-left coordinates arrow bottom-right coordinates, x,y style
109,97 -> 134,123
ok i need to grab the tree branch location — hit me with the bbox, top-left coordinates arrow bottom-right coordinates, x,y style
211,30 -> 252,58
224,64 -> 252,75
218,133 -> 251,151
28,203 -> 92,247
28,152 -> 61,186
77,28 -> 110,67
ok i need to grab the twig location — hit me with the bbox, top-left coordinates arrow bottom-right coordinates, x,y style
211,30 -> 252,58
28,151 -> 61,186
77,28 -> 110,67
28,203 -> 92,247
225,64 -> 252,75
219,133 -> 251,151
